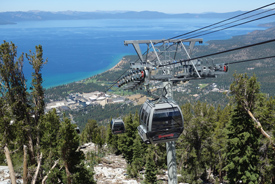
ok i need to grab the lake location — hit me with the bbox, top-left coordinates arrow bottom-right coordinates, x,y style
0,18 -> 268,88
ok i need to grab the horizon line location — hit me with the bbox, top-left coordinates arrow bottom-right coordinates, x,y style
0,9 -> 245,14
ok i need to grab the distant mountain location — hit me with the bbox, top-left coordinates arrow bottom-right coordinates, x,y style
0,10 -> 248,22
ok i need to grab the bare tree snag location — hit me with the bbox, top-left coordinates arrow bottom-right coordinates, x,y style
31,152 -> 42,184
4,145 -> 16,184
23,145 -> 28,184
246,109 -> 275,151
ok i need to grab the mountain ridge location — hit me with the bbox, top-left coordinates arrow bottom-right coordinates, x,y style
0,10 -> 247,23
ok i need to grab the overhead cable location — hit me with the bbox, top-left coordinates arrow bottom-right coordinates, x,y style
167,2 -> 275,40
228,55 -> 275,65
104,68 -> 129,93
183,12 -> 275,40
185,8 -> 275,39
151,11 -> 275,64
105,2 -> 275,92
159,38 -> 275,67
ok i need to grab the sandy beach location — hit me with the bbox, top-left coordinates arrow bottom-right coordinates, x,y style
107,57 -> 128,72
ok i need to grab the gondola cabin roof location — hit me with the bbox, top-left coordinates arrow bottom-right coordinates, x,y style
138,99 -> 184,144
111,118 -> 125,135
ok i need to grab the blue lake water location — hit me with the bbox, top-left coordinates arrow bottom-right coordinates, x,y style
0,18 -> 269,88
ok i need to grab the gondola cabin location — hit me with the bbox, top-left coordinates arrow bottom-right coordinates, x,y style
138,99 -> 184,144
110,118 -> 125,134
75,126 -> 80,134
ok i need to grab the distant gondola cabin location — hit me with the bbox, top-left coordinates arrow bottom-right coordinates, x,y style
110,118 -> 125,134
138,99 -> 184,144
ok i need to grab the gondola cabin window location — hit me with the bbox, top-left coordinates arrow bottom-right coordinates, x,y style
151,108 -> 182,132
114,122 -> 124,131
111,118 -> 125,135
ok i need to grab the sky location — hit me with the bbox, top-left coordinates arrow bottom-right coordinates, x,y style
0,0 -> 274,14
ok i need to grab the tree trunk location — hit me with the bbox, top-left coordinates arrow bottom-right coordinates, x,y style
23,145 -> 28,184
4,145 -> 16,184
28,133 -> 36,165
64,162 -> 71,184
31,152 -> 42,184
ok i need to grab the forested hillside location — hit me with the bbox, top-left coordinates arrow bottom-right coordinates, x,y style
90,74 -> 275,183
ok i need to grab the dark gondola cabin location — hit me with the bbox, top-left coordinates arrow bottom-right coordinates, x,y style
75,126 -> 80,134
138,99 -> 184,144
110,118 -> 125,134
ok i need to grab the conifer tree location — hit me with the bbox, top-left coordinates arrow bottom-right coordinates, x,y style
106,120 -> 113,145
80,119 -> 98,144
212,105 -> 231,182
0,41 -> 33,183
224,107 -> 260,183
106,123 -> 120,154
118,113 -> 138,163
26,45 -> 48,183
178,102 -> 216,182
224,73 -> 262,183
127,132 -> 144,178
228,73 -> 275,183
58,117 -> 95,184
145,145 -> 157,184
40,109 -> 61,183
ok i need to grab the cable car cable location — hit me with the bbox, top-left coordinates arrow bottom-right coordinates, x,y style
227,55 -> 275,65
150,12 -> 275,65
182,12 -> 275,40
105,3 -> 275,92
103,47 -> 153,93
167,2 -> 275,40
184,8 -> 275,39
147,3 -> 275,60
150,7 -> 275,64
159,38 -> 275,67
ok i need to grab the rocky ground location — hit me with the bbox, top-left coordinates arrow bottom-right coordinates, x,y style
81,142 -> 169,184
0,142 -> 181,184
0,166 -> 22,184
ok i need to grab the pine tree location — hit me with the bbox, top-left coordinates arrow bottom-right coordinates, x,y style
128,132 -> 144,178
106,122 -> 121,154
0,41 -> 34,183
228,73 -> 275,183
58,117 -> 95,184
40,109 -> 62,183
41,109 -> 61,161
212,105 -> 231,182
225,73 -> 262,183
118,113 -> 138,163
145,145 -> 157,184
80,119 -> 98,144
178,102 -> 216,183
26,45 -> 48,183
224,107 -> 260,183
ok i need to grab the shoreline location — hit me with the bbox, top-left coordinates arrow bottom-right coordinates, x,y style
44,24 -> 275,90
43,55 -> 130,89
105,57 -> 128,73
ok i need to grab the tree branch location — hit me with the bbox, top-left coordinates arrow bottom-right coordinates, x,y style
42,159 -> 59,184
246,109 -> 275,151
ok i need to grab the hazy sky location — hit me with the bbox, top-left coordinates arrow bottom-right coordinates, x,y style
0,0 -> 274,13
